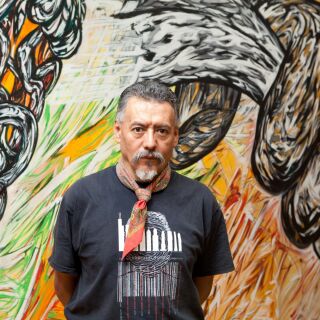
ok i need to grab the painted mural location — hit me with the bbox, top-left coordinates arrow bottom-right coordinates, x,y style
0,0 -> 319,319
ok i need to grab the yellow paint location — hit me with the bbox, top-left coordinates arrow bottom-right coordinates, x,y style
58,118 -> 113,162
215,142 -> 238,182
201,141 -> 240,202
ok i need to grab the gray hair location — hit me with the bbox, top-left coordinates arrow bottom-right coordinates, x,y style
116,80 -> 178,123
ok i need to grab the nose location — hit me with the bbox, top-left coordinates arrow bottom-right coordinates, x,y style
143,129 -> 156,150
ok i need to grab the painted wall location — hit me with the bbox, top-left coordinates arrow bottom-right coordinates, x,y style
0,0 -> 319,319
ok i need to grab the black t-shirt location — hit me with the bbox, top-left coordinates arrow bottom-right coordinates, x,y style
49,167 -> 234,319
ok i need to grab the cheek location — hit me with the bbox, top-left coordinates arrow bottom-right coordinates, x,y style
121,136 -> 140,155
160,142 -> 175,157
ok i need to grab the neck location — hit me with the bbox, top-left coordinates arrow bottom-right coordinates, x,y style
136,180 -> 151,188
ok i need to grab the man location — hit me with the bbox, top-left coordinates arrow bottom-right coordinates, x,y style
49,80 -> 234,319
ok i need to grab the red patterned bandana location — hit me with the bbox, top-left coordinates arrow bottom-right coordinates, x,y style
116,158 -> 171,260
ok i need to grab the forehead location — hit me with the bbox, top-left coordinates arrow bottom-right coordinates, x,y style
122,96 -> 176,124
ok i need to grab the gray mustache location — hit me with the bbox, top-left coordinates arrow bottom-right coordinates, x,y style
132,151 -> 165,163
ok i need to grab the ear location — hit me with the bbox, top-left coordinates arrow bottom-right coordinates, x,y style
114,121 -> 121,143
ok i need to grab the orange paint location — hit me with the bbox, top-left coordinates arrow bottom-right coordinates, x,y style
1,69 -> 15,94
13,18 -> 38,55
58,118 -> 113,162
24,93 -> 31,109
35,42 -> 42,65
224,169 -> 241,210
34,41 -> 52,66
21,234 -> 58,320
6,126 -> 14,142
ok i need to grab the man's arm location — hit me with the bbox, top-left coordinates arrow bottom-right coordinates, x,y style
53,270 -> 79,306
193,275 -> 214,304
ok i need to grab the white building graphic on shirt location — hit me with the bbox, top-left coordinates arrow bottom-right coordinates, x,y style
117,211 -> 183,310
117,213 -> 182,252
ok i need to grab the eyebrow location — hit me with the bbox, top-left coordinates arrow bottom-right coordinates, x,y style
130,121 -> 172,128
130,122 -> 146,127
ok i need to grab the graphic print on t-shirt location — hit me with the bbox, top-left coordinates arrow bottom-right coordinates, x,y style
117,211 -> 183,319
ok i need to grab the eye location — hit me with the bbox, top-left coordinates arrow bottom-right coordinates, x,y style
157,128 -> 169,136
132,127 -> 144,133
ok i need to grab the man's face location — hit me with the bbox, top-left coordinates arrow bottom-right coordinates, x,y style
114,96 -> 179,182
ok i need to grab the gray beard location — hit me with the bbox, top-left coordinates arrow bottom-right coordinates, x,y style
132,150 -> 165,182
135,168 -> 158,182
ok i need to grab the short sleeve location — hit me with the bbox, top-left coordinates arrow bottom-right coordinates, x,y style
193,196 -> 234,277
49,190 -> 81,275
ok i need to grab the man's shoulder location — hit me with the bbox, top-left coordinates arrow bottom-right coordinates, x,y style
171,171 -> 221,217
172,171 -> 213,197
64,166 -> 115,200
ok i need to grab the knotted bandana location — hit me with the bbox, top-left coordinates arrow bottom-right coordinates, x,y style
116,158 -> 171,260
